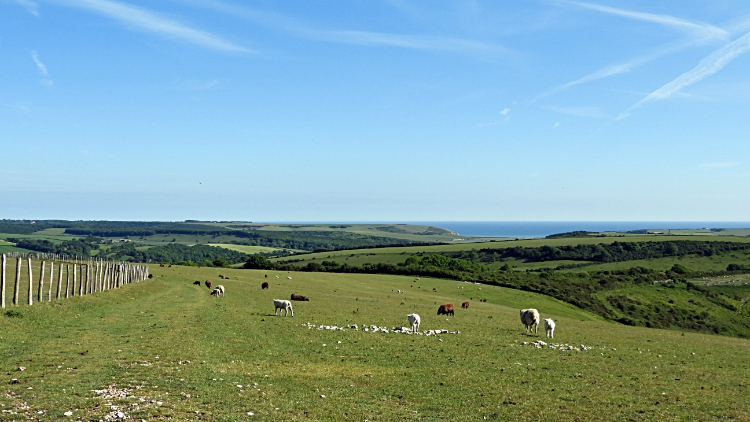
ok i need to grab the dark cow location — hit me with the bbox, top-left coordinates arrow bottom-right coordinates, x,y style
261,282 -> 269,290
219,275 -> 225,279
461,302 -> 469,309
193,281 -> 201,285
432,288 -> 437,291
264,274 -> 268,278
437,303 -> 455,316
205,280 -> 212,289
290,294 -> 309,301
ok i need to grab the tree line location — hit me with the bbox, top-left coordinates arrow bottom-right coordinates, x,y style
443,240 -> 750,264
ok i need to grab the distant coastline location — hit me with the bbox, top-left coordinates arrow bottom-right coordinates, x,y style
410,222 -> 750,238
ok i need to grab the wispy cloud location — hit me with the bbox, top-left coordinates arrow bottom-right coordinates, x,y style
54,0 -> 252,53
544,105 -> 609,119
30,50 -> 48,75
553,122 -> 560,128
172,0 -> 507,57
626,30 -> 750,114
30,50 -> 53,86
563,1 -> 728,40
12,0 -> 39,16
499,108 -> 511,115
699,162 -> 738,168
305,29 -> 507,56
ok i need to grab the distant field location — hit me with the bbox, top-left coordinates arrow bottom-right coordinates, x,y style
208,244 -> 293,254
1,264 -> 749,420
0,232 -> 77,244
191,222 -> 472,243
272,235 -> 750,268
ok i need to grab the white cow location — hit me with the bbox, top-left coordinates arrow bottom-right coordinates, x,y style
210,285 -> 225,297
520,308 -> 540,334
407,313 -> 420,333
544,318 -> 556,338
274,299 -> 294,317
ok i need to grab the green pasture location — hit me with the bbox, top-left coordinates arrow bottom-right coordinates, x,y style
208,244 -> 295,255
565,251 -> 750,273
2,264 -> 750,420
0,241 -> 32,255
192,223 -> 470,243
272,235 -> 750,268
0,232 -> 77,244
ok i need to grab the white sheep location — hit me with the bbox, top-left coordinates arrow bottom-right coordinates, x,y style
407,313 -> 421,333
273,299 -> 294,317
520,308 -> 540,334
544,318 -> 555,338
210,285 -> 225,297
287,276 -> 292,280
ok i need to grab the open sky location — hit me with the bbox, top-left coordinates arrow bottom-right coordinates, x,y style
3,0 -> 750,222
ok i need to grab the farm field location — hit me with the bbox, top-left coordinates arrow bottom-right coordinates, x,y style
272,235 -> 750,268
193,223 -> 470,243
2,265 -> 749,421
207,244 -> 298,255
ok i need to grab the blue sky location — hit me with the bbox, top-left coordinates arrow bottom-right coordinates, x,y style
2,0 -> 750,222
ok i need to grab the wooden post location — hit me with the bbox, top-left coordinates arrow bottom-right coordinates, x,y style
13,257 -> 21,306
103,264 -> 109,291
27,258 -> 33,305
1,254 -> 6,309
37,261 -> 45,303
56,263 -> 63,299
65,265 -> 70,299
79,264 -> 85,296
48,262 -> 54,302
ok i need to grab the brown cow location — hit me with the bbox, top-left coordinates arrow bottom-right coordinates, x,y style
462,302 -> 469,309
261,282 -> 269,290
264,274 -> 268,278
437,303 -> 455,316
432,288 -> 437,291
219,275 -> 225,279
290,294 -> 309,301
205,280 -> 212,289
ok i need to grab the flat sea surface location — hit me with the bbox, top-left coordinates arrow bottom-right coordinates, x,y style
410,222 -> 750,238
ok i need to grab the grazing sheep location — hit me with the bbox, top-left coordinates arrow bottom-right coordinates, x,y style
210,285 -> 225,297
520,309 -> 540,334
290,294 -> 309,301
437,303 -> 455,316
407,314 -> 421,333
274,299 -> 293,317
461,301 -> 469,309
276,276 -> 279,278
205,280 -> 212,289
287,276 -> 292,280
261,281 -> 269,290
544,318 -> 556,338
193,281 -> 201,285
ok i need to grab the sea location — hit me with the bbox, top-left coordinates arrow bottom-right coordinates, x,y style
409,222 -> 750,238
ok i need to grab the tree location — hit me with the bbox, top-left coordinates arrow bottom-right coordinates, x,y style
244,255 -> 274,270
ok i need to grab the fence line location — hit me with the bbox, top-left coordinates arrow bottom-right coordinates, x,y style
0,254 -> 150,309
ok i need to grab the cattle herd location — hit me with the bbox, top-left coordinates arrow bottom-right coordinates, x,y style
195,274 -> 557,337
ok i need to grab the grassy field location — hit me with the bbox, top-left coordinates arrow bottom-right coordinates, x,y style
192,223 -> 469,243
2,264 -> 750,420
271,235 -> 750,268
207,244 -> 299,254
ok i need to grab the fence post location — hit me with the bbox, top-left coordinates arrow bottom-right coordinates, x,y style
48,262 -> 54,302
65,265 -> 70,299
56,263 -> 63,299
13,257 -> 22,306
37,261 -> 45,303
1,254 -> 5,308
79,264 -> 84,296
27,258 -> 33,305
